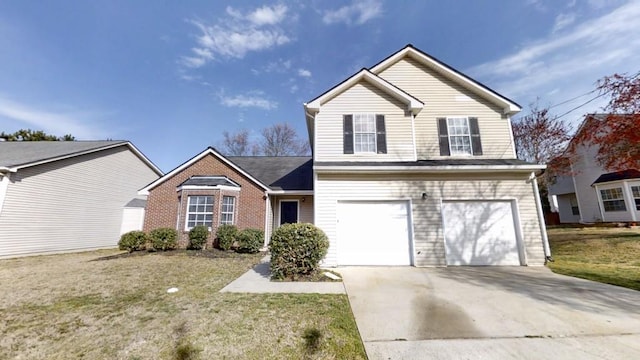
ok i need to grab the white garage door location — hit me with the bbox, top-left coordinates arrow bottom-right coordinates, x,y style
337,201 -> 412,265
442,201 -> 521,266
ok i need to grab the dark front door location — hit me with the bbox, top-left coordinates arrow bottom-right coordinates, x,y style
280,201 -> 298,225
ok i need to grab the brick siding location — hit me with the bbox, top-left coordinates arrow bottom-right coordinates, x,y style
143,154 -> 267,248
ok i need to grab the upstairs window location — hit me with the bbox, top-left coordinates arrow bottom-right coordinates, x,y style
343,114 -> 387,154
220,196 -> 236,225
437,117 -> 483,156
186,195 -> 214,230
600,188 -> 626,212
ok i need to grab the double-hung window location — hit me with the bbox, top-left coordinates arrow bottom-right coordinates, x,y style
437,117 -> 482,156
600,188 -> 626,212
186,195 -> 214,230
220,196 -> 236,225
632,186 -> 640,210
343,114 -> 387,154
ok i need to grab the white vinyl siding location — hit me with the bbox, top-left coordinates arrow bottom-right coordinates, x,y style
315,172 -> 545,267
0,146 -> 160,258
314,81 -> 415,162
376,57 -> 515,159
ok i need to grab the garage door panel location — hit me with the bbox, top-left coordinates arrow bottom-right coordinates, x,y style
338,201 -> 412,266
442,201 -> 521,266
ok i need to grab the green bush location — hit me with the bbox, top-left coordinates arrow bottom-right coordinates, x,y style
269,223 -> 329,280
118,230 -> 148,253
188,225 -> 209,250
149,227 -> 178,251
216,224 -> 238,251
236,228 -> 264,253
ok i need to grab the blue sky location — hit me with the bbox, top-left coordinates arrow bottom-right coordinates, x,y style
1,0 -> 639,172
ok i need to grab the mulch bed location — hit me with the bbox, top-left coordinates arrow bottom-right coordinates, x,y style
92,249 -> 261,261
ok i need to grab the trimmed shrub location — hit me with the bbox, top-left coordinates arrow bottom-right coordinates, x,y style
188,225 -> 209,250
236,228 -> 264,253
118,230 -> 148,253
149,227 -> 178,251
216,224 -> 238,251
269,223 -> 329,280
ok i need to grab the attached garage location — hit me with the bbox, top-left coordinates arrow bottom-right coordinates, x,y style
337,200 -> 412,265
441,200 -> 522,266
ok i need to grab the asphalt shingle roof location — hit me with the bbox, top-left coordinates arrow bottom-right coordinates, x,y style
592,169 -> 640,185
228,156 -> 313,191
179,176 -> 240,187
0,141 -> 128,168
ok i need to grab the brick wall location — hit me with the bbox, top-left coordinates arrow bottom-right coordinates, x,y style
143,154 -> 267,248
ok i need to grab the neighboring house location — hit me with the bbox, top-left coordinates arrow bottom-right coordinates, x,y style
142,44 -> 549,267
548,114 -> 640,223
139,148 -> 313,248
0,141 -> 162,258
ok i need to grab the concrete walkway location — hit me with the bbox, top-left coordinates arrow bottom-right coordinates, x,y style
219,256 -> 345,294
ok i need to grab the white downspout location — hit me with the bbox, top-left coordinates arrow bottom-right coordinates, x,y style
530,172 -> 552,262
263,192 -> 270,249
0,172 -> 11,216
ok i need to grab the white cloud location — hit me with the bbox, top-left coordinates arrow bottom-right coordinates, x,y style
552,13 -> 576,32
469,1 -> 640,123
218,91 -> 278,110
298,68 -> 311,77
0,96 -> 107,139
322,0 -> 383,25
181,5 -> 292,68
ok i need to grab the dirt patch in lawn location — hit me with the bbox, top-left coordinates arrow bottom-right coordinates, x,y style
0,249 -> 365,359
547,227 -> 640,291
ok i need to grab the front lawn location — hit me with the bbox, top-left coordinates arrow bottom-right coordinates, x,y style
547,227 -> 640,291
0,250 -> 365,359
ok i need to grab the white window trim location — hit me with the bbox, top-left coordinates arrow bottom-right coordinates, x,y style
220,196 -> 236,225
353,113 -> 377,154
278,199 -> 300,226
446,116 -> 473,156
184,195 -> 214,231
599,187 -> 626,212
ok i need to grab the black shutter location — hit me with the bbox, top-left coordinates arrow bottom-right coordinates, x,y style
375,115 -> 387,154
437,118 -> 450,156
343,115 -> 354,154
469,117 -> 483,155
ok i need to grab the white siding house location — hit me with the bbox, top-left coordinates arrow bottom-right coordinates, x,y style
548,114 -> 640,223
0,141 -> 162,258
305,45 -> 549,267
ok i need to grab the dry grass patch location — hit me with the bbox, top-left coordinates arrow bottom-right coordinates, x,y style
0,250 -> 365,359
547,227 -> 640,291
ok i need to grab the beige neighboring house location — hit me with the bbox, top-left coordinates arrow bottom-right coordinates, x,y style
304,44 -> 549,266
0,141 -> 162,258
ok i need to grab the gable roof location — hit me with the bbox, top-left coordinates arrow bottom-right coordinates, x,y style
305,68 -> 424,115
369,44 -> 521,115
139,147 -> 271,195
592,169 -> 640,185
228,156 -> 312,191
0,140 -> 162,175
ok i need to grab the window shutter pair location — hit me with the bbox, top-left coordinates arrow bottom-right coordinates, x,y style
343,115 -> 387,154
437,117 -> 483,156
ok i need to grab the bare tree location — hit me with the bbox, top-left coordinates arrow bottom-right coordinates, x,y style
221,129 -> 250,156
512,103 -> 571,165
259,123 -> 310,156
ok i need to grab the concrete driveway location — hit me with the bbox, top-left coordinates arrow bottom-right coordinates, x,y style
339,266 -> 640,360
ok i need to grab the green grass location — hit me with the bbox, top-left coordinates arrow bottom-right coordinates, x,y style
547,227 -> 640,291
0,249 -> 365,359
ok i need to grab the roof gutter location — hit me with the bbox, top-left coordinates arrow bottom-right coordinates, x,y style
0,166 -> 16,173
314,164 -> 546,173
266,190 -> 314,196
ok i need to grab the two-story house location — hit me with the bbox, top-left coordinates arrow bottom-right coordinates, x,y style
548,114 -> 640,223
141,45 -> 550,267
